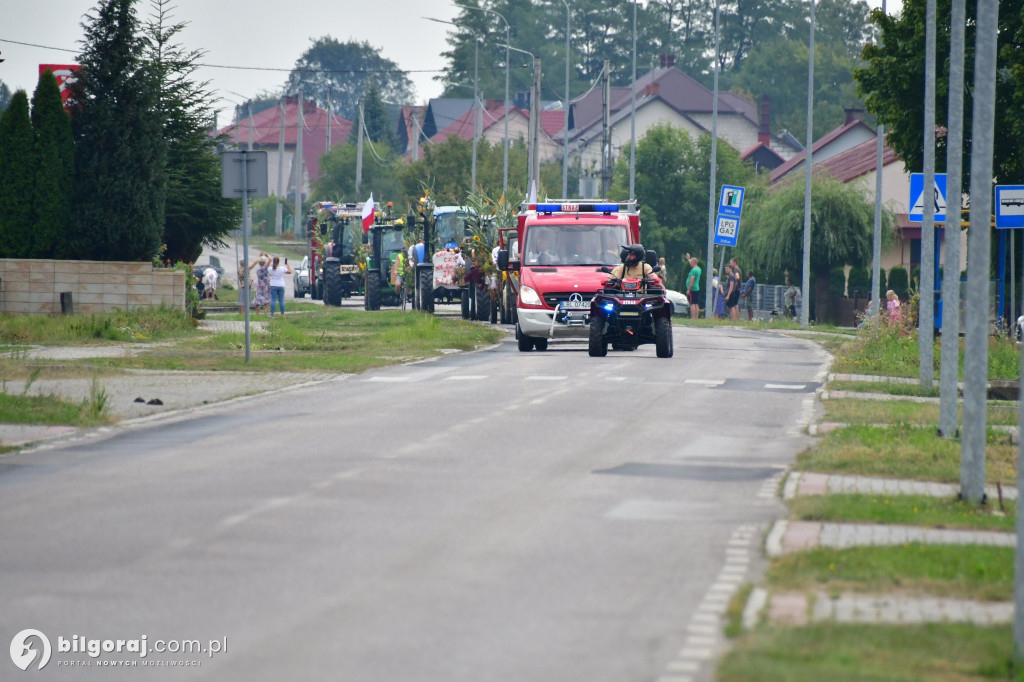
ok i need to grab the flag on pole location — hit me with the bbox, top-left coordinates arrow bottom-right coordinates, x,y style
361,193 -> 375,232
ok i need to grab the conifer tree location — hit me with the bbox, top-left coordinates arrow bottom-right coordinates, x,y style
31,70 -> 75,259
0,91 -> 35,258
70,0 -> 166,261
145,0 -> 236,263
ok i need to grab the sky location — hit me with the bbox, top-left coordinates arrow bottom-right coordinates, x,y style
1,0 -> 889,125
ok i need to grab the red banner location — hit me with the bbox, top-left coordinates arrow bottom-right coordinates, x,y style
39,64 -> 79,108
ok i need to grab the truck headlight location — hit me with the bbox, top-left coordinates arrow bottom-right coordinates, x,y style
519,284 -> 543,306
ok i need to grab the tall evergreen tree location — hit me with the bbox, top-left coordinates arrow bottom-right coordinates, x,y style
348,83 -> 397,151
0,91 -> 35,258
70,0 -> 166,261
31,70 -> 75,259
145,0 -> 237,263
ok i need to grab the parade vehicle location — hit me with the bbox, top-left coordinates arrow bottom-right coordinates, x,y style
413,206 -> 495,320
363,216 -> 409,310
495,201 -> 642,351
319,202 -> 368,306
588,248 -> 674,358
497,225 -> 519,324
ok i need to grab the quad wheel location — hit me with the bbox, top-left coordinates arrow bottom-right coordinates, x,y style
589,316 -> 607,357
655,316 -> 674,358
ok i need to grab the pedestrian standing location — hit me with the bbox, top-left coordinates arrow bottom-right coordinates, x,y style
885,289 -> 903,325
249,253 -> 272,315
713,267 -> 726,318
684,255 -> 702,319
268,256 -> 292,317
726,262 -> 741,320
740,269 -> 756,321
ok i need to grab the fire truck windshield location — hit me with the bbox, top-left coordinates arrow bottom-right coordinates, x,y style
522,224 -> 629,266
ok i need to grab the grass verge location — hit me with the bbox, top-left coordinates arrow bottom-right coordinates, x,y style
0,391 -> 113,428
767,545 -> 1013,602
789,494 -> 1016,532
718,623 -> 1024,681
795,424 -> 1017,484
823,398 -> 1020,426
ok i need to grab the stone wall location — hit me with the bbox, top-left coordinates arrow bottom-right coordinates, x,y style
0,259 -> 186,315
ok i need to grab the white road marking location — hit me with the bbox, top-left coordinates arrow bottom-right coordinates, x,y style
526,375 -> 568,381
765,383 -> 807,390
684,379 -> 725,386
444,375 -> 488,381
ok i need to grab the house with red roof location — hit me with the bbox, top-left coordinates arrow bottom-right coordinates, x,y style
774,121 -> 966,277
566,63 -> 801,185
215,97 -> 351,204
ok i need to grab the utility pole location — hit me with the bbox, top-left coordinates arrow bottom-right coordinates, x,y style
920,0 -> 937,390
871,0 -> 887,321
801,0 -> 816,328
962,0 -> 999,505
940,0 -> 965,439
276,98 -> 285,236
471,36 -> 479,190
326,88 -> 332,153
355,97 -> 365,195
532,57 -> 542,192
411,109 -> 420,162
704,0 -> 721,319
562,0 -> 570,199
629,0 -> 637,202
601,59 -> 611,198
294,89 -> 304,239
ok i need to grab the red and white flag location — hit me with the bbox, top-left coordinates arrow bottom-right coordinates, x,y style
361,194 -> 375,232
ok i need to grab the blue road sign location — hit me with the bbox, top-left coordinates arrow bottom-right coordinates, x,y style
995,185 -> 1024,228
908,172 -> 947,222
718,185 -> 745,218
714,214 -> 740,247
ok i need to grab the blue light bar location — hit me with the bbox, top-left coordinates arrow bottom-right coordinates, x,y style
535,202 -> 622,214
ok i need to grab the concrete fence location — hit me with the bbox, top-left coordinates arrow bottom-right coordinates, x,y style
0,259 -> 186,315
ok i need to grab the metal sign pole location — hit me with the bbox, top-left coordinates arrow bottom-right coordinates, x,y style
242,154 -> 251,363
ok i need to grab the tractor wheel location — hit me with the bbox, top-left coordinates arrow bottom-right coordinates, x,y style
589,316 -> 607,357
460,290 -> 470,319
365,271 -> 381,311
516,323 -> 534,352
323,258 -> 342,306
417,269 -> 434,312
655,316 -> 674,358
474,284 -> 490,321
312,280 -> 323,301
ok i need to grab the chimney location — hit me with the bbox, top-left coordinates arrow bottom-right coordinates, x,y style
758,95 -> 771,146
844,107 -> 865,125
667,54 -> 675,68
659,54 -> 666,68
644,83 -> 660,97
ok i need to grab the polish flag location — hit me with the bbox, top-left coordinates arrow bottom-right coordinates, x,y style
361,194 -> 375,232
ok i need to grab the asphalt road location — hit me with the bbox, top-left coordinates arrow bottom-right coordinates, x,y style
0,325 -> 829,680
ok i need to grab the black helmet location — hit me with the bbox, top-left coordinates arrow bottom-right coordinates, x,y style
620,244 -> 645,264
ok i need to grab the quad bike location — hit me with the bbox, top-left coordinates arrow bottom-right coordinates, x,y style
588,261 -> 674,358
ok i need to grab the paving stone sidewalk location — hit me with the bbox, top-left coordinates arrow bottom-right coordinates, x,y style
753,589 -> 1011,627
765,519 -> 1015,558
783,471 -> 1018,502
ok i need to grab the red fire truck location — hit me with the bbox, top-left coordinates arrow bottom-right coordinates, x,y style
496,202 -> 644,351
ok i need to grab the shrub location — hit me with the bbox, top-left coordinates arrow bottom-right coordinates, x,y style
828,266 -> 847,297
889,266 -> 909,299
847,265 -> 870,297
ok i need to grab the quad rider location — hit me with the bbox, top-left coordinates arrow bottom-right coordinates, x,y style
608,244 -> 663,286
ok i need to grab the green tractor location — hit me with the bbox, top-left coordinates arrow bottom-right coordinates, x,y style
320,203 -> 367,306
363,217 -> 410,310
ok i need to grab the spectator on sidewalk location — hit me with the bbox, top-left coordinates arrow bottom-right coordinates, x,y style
684,255 -> 702,319
740,269 -> 756,321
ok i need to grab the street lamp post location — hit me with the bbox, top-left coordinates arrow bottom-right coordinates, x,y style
629,0 -> 637,202
561,0 -> 570,199
455,3 -> 510,197
501,44 -> 537,192
425,17 -> 482,189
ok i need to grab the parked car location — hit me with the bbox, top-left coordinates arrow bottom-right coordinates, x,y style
293,255 -> 311,298
664,289 -> 691,316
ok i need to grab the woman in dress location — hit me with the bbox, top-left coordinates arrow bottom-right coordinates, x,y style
249,252 -> 272,315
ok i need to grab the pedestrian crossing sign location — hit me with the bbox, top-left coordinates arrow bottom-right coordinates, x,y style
908,173 -> 947,222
